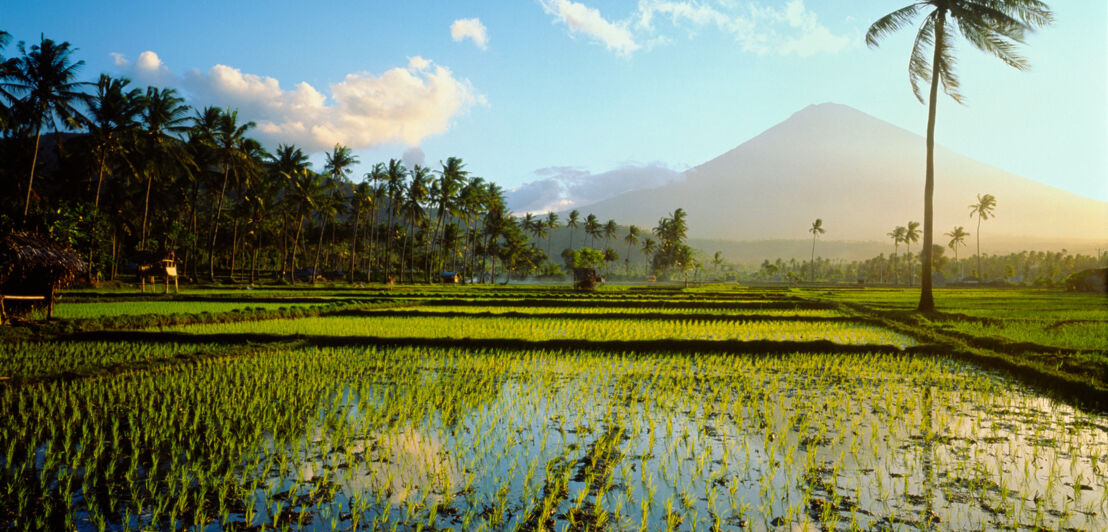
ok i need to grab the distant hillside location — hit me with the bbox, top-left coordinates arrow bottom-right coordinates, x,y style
572,103 -> 1108,249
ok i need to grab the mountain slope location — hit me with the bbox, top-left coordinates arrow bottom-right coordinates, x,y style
576,103 -> 1108,245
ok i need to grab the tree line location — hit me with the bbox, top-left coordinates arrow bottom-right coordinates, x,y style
0,31 -> 701,285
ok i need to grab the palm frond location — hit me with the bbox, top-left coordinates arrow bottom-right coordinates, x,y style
935,20 -> 964,103
866,3 -> 924,47
907,14 -> 936,103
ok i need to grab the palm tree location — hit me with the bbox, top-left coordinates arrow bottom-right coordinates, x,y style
712,250 -> 724,278
433,157 -> 467,277
968,193 -> 996,280
641,237 -> 657,269
402,165 -> 430,283
271,144 -> 310,280
382,159 -> 408,281
348,180 -> 373,283
566,209 -> 580,250
888,226 -> 906,284
544,212 -> 559,258
945,225 -> 970,279
2,36 -> 91,221
623,225 -> 640,275
867,0 -> 1052,311
584,214 -> 600,248
208,108 -> 256,280
604,220 -> 618,251
137,87 -> 191,251
85,74 -> 142,275
808,218 -> 825,282
904,220 -> 921,285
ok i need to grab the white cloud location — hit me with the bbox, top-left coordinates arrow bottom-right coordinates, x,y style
555,0 -> 854,57
540,0 -> 640,56
451,18 -> 489,50
112,51 -> 483,152
508,163 -> 684,214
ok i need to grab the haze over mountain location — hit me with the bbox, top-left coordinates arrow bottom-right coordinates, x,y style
569,103 -> 1108,257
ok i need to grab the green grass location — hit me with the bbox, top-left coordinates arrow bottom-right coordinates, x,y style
161,315 -> 918,347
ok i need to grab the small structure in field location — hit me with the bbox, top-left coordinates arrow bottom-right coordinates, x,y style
440,271 -> 460,284
134,251 -> 180,293
573,267 -> 602,291
0,231 -> 86,322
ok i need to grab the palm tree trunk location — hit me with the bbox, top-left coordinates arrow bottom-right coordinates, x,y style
229,219 -> 239,282
140,172 -> 153,251
209,165 -> 232,282
810,234 -> 816,282
290,214 -> 304,283
313,217 -> 326,285
917,14 -> 944,312
349,209 -> 361,283
22,125 -> 43,223
976,215 -> 982,281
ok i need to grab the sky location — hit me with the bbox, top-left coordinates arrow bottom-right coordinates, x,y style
4,0 -> 1106,211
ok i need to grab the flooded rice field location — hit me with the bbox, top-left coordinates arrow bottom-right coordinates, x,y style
4,346 -> 1104,530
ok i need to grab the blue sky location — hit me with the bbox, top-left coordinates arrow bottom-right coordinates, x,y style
5,0 -> 1106,208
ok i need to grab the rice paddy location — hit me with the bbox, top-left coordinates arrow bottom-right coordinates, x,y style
1,285 -> 1105,530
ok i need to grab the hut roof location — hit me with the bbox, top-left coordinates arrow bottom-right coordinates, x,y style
0,231 -> 87,288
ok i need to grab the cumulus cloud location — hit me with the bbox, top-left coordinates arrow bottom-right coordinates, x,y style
541,0 -> 640,56
507,163 -> 684,214
451,18 -> 489,50
547,0 -> 852,57
109,52 -> 483,152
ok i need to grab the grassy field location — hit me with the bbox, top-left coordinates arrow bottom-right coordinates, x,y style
0,283 -> 1105,530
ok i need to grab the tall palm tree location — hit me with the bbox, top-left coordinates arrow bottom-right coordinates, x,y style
544,212 -> 559,258
584,214 -> 600,248
402,165 -> 430,283
208,108 -> 256,280
433,157 -> 467,277
904,220 -> 921,285
566,209 -> 580,250
2,36 -> 91,221
809,218 -> 825,282
623,225 -> 640,275
85,74 -> 142,275
867,0 -> 1052,311
271,144 -> 310,280
945,225 -> 969,278
137,87 -> 191,251
968,193 -> 996,280
888,226 -> 906,284
604,219 -> 618,251
641,237 -> 657,267
348,180 -> 373,283
382,159 -> 408,281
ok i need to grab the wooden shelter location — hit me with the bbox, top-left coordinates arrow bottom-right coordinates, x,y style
134,251 -> 180,293
0,231 -> 86,322
573,267 -> 602,291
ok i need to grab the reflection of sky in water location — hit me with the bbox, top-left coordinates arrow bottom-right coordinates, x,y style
244,354 -> 1106,531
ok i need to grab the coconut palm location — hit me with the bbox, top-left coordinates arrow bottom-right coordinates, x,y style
945,225 -> 970,278
584,214 -> 600,248
433,157 -> 467,277
136,87 -> 191,251
382,159 -> 408,281
968,193 -> 996,279
402,165 -> 430,282
544,212 -> 559,258
207,108 -> 256,280
904,220 -> 921,285
84,74 -> 142,275
604,219 -> 618,250
2,36 -> 91,221
624,225 -> 640,275
566,209 -> 580,250
888,226 -> 906,284
808,218 -> 825,282
867,0 -> 1052,310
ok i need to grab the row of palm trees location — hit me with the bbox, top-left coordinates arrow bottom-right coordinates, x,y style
0,32 -> 555,283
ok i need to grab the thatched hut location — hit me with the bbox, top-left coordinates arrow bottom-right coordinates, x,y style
573,267 -> 602,291
0,231 -> 86,321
